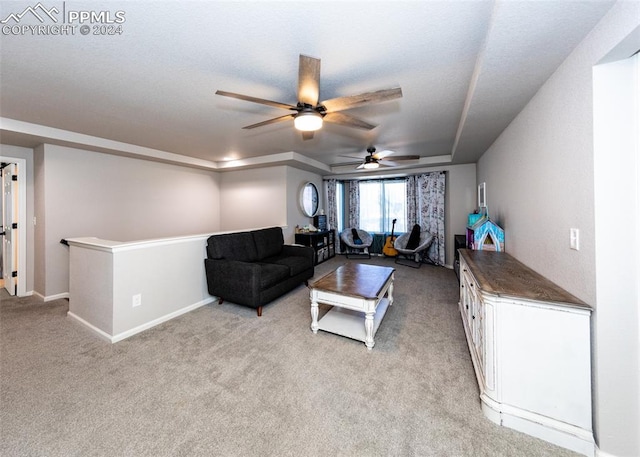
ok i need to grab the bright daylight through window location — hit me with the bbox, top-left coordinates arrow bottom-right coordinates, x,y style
359,180 -> 406,234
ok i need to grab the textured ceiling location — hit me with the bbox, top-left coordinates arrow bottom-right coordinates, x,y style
0,1 -> 615,174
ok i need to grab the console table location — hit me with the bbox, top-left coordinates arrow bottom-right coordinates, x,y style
295,230 -> 335,265
458,249 -> 594,456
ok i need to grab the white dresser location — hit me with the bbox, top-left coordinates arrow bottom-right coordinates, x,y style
458,249 -> 594,456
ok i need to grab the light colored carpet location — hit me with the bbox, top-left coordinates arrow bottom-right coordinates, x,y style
1,256 -> 579,456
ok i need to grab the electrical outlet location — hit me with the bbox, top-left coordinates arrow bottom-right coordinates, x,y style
132,293 -> 142,307
570,228 -> 580,251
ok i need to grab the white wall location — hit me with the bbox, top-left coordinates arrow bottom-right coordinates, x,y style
476,70 -> 597,302
592,52 -> 639,456
476,3 -> 638,306
35,144 -> 221,299
219,165 -> 325,243
476,3 -> 639,456
219,166 -> 288,232
67,234 -> 215,342
445,163 -> 476,267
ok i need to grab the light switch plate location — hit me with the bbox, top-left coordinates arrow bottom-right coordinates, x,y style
570,228 -> 580,250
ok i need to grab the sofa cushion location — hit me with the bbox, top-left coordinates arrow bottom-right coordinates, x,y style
256,263 -> 290,289
252,227 -> 284,260
207,232 -> 258,262
264,254 -> 311,276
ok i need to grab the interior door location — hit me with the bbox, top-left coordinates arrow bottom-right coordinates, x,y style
2,163 -> 18,295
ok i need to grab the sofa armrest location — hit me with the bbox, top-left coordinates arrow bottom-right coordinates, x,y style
282,244 -> 314,262
204,258 -> 261,305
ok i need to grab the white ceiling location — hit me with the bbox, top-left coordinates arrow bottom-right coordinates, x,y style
0,1 -> 616,175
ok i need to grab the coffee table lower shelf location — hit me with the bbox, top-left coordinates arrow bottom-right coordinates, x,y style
317,298 -> 391,344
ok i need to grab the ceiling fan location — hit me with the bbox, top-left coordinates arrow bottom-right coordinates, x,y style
216,54 -> 402,140
343,147 -> 420,170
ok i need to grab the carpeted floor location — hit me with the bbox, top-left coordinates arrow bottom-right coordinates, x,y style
0,256 -> 579,456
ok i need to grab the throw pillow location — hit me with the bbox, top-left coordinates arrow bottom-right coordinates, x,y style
351,228 -> 363,245
405,224 -> 422,250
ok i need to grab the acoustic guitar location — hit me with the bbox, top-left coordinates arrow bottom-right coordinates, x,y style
382,219 -> 399,257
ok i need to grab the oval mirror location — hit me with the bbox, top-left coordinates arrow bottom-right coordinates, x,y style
300,182 -> 319,217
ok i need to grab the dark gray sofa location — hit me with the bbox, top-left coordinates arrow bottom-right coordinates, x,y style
204,227 -> 315,316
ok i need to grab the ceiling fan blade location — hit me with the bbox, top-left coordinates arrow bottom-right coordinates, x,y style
356,163 -> 366,169
320,87 -> 402,113
380,155 -> 420,161
372,149 -> 394,160
302,131 -> 315,141
339,154 -> 368,160
242,114 -> 295,129
323,112 -> 376,130
298,55 -> 321,106
216,90 -> 297,111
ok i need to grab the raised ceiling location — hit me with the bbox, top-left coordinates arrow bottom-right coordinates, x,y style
0,1 -> 615,174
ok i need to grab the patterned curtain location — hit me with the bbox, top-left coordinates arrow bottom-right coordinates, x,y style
406,175 -> 418,228
406,172 -> 446,265
325,179 -> 338,232
347,180 -> 359,228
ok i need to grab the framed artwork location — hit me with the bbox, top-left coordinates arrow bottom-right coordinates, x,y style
478,182 -> 487,208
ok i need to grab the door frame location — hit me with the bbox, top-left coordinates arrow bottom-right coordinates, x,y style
0,156 -> 27,296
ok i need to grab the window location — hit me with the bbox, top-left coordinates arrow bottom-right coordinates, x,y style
359,180 -> 406,234
336,182 -> 344,233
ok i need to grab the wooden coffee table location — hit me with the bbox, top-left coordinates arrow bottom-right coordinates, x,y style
310,263 -> 395,349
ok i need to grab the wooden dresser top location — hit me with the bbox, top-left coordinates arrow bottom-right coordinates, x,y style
459,249 -> 590,310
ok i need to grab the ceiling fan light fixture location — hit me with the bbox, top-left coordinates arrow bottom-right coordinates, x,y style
363,161 -> 379,169
294,111 -> 323,131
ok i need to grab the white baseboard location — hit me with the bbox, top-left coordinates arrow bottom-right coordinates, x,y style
68,296 -> 216,344
67,312 -> 114,342
596,448 -> 621,457
45,292 -> 70,301
33,291 -> 69,302
480,393 -> 595,456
